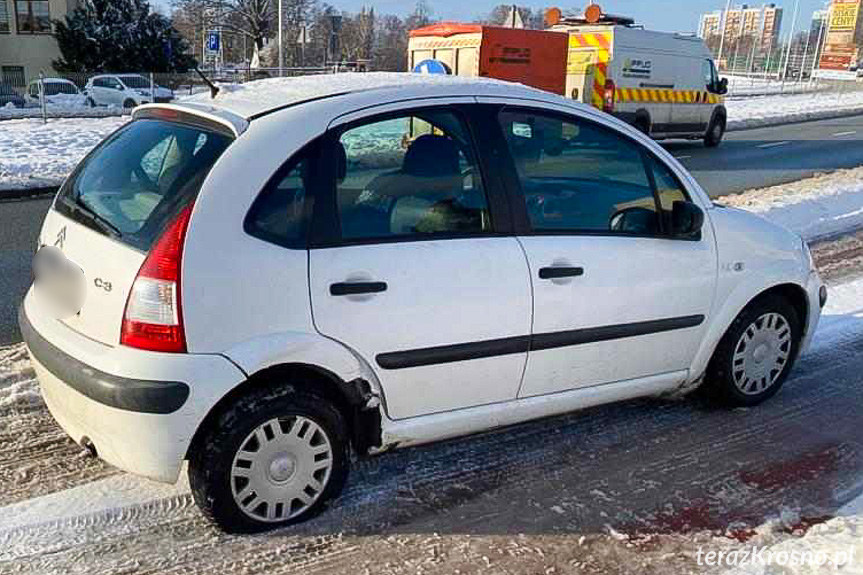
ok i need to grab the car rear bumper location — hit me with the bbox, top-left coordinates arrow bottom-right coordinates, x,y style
19,294 -> 247,483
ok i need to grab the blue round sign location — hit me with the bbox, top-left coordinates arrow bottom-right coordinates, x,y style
412,59 -> 451,75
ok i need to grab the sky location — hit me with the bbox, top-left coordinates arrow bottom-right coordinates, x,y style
155,1 -> 830,35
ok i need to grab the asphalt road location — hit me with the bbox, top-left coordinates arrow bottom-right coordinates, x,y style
0,197 -> 50,345
668,114 -> 863,196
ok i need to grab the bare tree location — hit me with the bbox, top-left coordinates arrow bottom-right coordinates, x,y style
172,0 -> 273,51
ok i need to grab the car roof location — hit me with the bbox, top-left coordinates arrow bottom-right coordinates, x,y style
36,78 -> 74,84
178,72 -> 560,121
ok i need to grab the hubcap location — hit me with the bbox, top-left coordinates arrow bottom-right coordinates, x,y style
230,416 -> 333,522
732,312 -> 792,395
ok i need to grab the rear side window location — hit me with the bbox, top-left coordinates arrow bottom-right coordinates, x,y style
499,110 -> 660,235
335,110 -> 491,241
56,118 -> 232,251
245,149 -> 312,248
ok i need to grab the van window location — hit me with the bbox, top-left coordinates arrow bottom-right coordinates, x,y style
55,118 -> 232,251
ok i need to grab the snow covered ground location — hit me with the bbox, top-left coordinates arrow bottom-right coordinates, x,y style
720,166 -> 863,241
726,89 -> 863,130
0,117 -> 127,191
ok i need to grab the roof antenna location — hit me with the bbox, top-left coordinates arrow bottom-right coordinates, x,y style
194,65 -> 220,99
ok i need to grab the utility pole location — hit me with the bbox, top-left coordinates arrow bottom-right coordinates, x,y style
278,0 -> 284,76
781,0 -> 800,82
717,0 -> 733,70
809,3 -> 830,83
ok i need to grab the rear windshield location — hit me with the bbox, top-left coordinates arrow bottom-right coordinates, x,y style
55,118 -> 233,251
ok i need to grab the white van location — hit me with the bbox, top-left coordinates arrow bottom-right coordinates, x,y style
549,7 -> 729,146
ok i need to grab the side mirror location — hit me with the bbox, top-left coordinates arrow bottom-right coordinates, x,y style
717,78 -> 728,95
671,201 -> 704,238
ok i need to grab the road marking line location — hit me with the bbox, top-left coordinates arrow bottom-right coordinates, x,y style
674,155 -> 692,160
757,141 -> 790,149
833,131 -> 857,137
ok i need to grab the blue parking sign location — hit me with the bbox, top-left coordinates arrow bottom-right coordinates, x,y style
207,32 -> 220,53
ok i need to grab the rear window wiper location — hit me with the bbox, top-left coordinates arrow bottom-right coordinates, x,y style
65,195 -> 123,239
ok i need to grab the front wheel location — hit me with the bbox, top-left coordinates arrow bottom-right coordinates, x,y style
189,386 -> 350,533
705,295 -> 801,407
704,114 -> 726,148
123,98 -> 136,109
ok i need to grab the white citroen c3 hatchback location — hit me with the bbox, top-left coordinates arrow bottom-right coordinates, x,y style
20,73 -> 826,533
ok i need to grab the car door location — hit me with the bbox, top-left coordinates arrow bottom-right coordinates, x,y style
492,105 -> 717,398
308,102 -> 533,420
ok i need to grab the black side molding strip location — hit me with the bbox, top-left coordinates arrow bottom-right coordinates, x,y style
377,335 -> 530,370
376,315 -> 705,370
530,315 -> 704,351
18,305 -> 190,414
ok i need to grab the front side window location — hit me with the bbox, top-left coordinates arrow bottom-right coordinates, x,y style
15,0 -> 50,33
499,110 -> 661,236
56,118 -> 233,251
335,109 -> 491,241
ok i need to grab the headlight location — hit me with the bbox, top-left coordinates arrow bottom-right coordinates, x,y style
137,90 -> 149,96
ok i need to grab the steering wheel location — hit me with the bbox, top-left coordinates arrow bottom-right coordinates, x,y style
610,207 -> 657,234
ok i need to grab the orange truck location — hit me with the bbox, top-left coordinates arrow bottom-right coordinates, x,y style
408,23 -> 568,96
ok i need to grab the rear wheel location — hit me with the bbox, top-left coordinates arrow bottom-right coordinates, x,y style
189,385 -> 350,533
704,114 -> 726,148
705,295 -> 801,406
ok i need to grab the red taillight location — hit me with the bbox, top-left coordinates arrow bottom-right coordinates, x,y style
120,204 -> 194,353
603,80 -> 616,113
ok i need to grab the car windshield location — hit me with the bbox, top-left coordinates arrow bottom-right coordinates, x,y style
55,118 -> 233,251
119,76 -> 150,88
44,82 -> 78,96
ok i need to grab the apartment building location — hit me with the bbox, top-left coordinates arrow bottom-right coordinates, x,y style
699,10 -> 723,39
0,0 -> 78,88
700,4 -> 783,52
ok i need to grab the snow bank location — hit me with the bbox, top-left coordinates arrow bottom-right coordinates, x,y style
0,106 -> 126,120
727,89 -> 863,131
0,117 -> 128,191
719,166 -> 863,241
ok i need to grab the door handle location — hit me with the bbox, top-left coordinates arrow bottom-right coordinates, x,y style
330,281 -> 388,296
539,266 -> 584,280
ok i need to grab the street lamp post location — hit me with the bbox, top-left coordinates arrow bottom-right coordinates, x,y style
278,0 -> 284,76
717,0 -> 734,70
781,0 -> 800,85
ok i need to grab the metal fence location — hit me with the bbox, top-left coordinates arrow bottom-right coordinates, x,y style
724,72 -> 863,98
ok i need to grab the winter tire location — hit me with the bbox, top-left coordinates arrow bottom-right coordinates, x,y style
704,114 -> 726,148
123,99 -> 136,109
706,295 -> 801,407
189,385 -> 350,533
